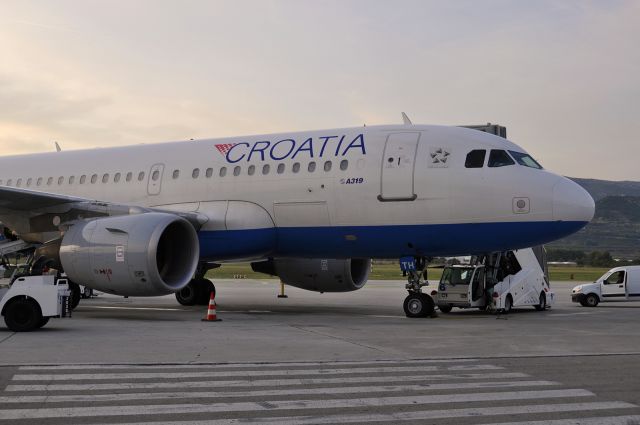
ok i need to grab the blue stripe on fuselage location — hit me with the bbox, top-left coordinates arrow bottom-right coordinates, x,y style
197,221 -> 588,260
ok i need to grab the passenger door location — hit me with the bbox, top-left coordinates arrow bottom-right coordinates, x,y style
379,132 -> 419,201
601,270 -> 626,300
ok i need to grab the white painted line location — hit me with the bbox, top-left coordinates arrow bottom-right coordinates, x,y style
0,389 -> 594,420
0,380 -> 557,403
12,364 -> 502,381
83,403 -> 639,425
86,306 -> 184,312
6,371 -> 528,392
18,358 -> 478,370
491,415 -> 640,425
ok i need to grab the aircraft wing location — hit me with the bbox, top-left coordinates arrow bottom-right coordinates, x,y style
0,186 -> 206,242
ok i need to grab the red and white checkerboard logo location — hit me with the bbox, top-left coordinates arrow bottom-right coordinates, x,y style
215,143 -> 236,156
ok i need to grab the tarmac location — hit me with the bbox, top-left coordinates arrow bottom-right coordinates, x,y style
1,279 -> 639,424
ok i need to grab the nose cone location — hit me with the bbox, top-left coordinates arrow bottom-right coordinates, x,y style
552,178 -> 595,223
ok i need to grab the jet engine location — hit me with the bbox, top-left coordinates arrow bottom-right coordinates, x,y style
252,258 -> 371,292
59,213 -> 199,296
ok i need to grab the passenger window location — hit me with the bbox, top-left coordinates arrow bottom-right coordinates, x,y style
604,271 -> 625,285
233,166 -> 241,176
324,161 -> 332,172
114,173 -> 121,183
27,178 -> 32,187
37,177 -> 42,186
126,172 -> 132,182
152,170 -> 160,181
206,168 -> 213,178
262,164 -> 270,175
508,150 -> 543,169
102,174 -> 109,183
80,175 -> 86,184
57,177 -> 63,185
340,160 -> 348,171
465,150 -> 486,168
7,179 -> 12,186
138,172 -> 145,181
308,161 -> 316,172
292,162 -> 300,173
248,165 -> 255,176
173,170 -> 180,179
69,176 -> 75,185
488,150 -> 515,167
91,174 -> 98,184
219,167 -> 227,177
47,177 -> 53,186
277,163 -> 285,174
0,179 -> 3,185
192,168 -> 199,179
17,178 -> 22,187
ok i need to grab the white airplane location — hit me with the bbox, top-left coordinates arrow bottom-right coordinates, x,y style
0,119 -> 594,316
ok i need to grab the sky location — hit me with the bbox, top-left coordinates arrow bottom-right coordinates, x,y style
0,0 -> 638,180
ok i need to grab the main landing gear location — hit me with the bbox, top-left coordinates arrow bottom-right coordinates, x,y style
401,256 -> 436,318
175,263 -> 219,306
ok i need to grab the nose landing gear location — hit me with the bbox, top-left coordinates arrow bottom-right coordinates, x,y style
400,256 -> 436,318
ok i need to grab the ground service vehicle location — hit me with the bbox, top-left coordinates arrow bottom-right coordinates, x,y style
436,247 -> 552,313
572,266 -> 640,307
0,275 -> 71,332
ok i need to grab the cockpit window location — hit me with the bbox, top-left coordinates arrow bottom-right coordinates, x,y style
488,150 -> 515,167
508,150 -> 543,169
464,150 -> 486,168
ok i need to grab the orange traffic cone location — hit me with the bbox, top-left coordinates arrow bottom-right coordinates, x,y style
202,292 -> 221,322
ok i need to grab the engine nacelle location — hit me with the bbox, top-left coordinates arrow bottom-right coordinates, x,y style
252,258 -> 371,292
60,213 -> 199,296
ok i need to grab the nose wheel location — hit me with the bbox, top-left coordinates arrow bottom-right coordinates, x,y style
400,256 -> 436,318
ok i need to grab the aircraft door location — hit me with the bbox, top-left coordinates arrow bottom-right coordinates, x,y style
147,163 -> 165,196
379,132 -> 420,201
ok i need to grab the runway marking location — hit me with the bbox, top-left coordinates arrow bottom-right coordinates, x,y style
11,364 -> 502,381
6,371 -> 528,392
0,380 -> 557,403
86,306 -> 184,312
0,389 -> 594,420
18,357 -> 478,370
83,404 -> 639,425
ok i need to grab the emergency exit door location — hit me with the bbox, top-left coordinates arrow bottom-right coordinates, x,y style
147,163 -> 165,196
378,132 -> 420,201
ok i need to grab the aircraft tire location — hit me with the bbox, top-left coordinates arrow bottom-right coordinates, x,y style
403,293 -> 434,318
175,281 -> 198,306
534,292 -> 546,311
68,282 -> 81,310
4,298 -> 42,332
196,279 -> 216,305
37,317 -> 50,328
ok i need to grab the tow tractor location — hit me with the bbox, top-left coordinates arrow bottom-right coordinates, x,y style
435,247 -> 552,313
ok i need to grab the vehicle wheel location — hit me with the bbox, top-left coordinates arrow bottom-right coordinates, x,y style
175,281 -> 198,306
438,304 -> 453,313
503,295 -> 513,314
196,279 -> 216,305
585,293 -> 599,307
68,282 -> 81,310
4,298 -> 42,332
37,317 -> 50,328
403,293 -> 434,318
534,292 -> 547,311
579,299 -> 589,307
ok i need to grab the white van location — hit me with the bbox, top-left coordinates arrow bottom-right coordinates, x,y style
572,265 -> 640,307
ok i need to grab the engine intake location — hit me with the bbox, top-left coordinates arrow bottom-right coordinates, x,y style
252,258 -> 371,292
60,213 -> 199,296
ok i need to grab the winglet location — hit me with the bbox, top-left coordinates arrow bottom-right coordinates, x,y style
401,112 -> 412,125
55,142 -> 62,152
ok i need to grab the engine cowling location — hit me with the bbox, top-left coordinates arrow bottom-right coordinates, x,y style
252,258 -> 371,292
59,213 -> 199,296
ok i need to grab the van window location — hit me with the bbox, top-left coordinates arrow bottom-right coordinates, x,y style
488,150 -> 515,167
604,271 -> 625,285
465,150 -> 486,168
